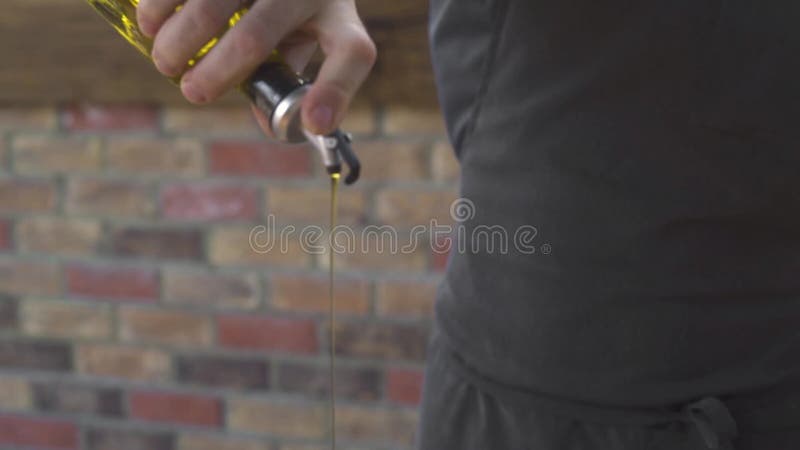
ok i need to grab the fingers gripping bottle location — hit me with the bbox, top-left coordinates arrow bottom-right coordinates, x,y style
86,0 -> 360,184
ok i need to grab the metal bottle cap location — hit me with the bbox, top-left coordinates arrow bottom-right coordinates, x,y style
246,63 -> 361,184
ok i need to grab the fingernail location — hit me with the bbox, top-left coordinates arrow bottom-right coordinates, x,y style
182,79 -> 207,104
310,105 -> 333,132
139,18 -> 155,37
151,50 -> 174,77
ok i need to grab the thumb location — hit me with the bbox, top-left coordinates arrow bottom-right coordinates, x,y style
302,14 -> 376,135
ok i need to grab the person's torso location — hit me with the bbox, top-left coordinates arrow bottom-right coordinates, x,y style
429,0 -> 800,407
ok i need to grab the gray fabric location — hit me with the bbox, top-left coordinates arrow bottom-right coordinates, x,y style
416,328 -> 800,449
428,0 -> 800,408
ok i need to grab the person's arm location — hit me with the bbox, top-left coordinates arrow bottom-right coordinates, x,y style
136,0 -> 376,136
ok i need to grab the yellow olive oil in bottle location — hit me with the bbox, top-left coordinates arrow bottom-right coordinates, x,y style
85,0 -> 280,77
86,0 -> 311,147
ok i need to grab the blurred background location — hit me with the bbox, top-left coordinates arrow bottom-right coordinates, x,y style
0,0 -> 457,449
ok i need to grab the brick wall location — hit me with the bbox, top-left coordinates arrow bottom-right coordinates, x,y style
0,102 -> 457,450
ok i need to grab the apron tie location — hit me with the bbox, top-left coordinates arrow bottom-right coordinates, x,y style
682,396 -> 739,449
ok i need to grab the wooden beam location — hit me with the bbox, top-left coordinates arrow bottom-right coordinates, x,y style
0,0 -> 437,108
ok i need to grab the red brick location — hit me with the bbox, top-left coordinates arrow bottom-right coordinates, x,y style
16,217 -> 101,256
0,220 -> 10,251
106,137 -> 204,177
32,383 -> 124,417
0,178 -> 57,213
208,226 -> 310,268
65,178 -> 155,218
277,445 -> 326,450
431,140 -> 460,182
209,141 -> 310,177
269,274 -> 370,316
130,391 -> 222,427
163,270 -> 260,311
321,231 -> 429,272
163,107 -> 260,135
375,279 -> 437,319
340,105 -> 378,136
86,428 -> 174,450
119,307 -> 213,347
0,260 -> 61,297
266,185 -> 366,225
177,434 -> 270,450
0,296 -> 18,330
227,398 -> 325,439
384,106 -> 446,135
161,183 -> 259,222
175,355 -> 269,390
218,315 -> 317,354
67,264 -> 159,302
277,362 -> 381,401
21,300 -> 112,340
0,108 -> 56,132
336,405 -> 417,445
333,322 -> 428,362
0,377 -> 32,410
109,227 -> 205,261
375,188 -> 457,226
356,141 -> 429,181
0,340 -> 72,372
432,234 -> 452,272
61,104 -> 158,132
0,415 -> 77,450
386,368 -> 424,405
75,345 -> 170,382
12,135 -> 102,174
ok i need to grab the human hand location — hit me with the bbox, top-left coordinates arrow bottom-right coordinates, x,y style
137,0 -> 377,136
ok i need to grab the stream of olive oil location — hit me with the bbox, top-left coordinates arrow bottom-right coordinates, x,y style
87,1 -> 342,448
328,173 -> 340,450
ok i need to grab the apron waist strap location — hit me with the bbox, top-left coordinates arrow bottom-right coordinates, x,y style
434,332 -> 741,449
682,396 -> 739,449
